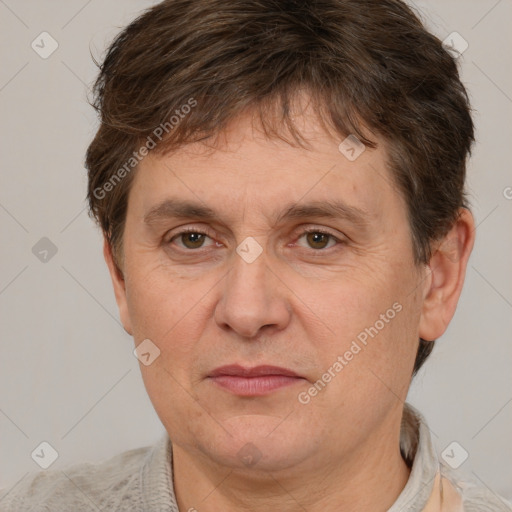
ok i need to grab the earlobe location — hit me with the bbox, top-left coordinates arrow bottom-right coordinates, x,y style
103,237 -> 133,335
418,209 -> 475,342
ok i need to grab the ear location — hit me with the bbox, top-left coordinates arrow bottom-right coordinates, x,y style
103,237 -> 133,335
419,208 -> 475,341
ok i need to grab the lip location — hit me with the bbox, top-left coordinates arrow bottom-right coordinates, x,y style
209,364 -> 300,378
208,365 -> 304,396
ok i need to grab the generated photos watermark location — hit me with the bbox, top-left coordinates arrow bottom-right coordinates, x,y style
298,301 -> 403,404
93,97 -> 197,200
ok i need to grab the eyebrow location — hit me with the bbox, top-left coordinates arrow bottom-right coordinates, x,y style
143,198 -> 370,229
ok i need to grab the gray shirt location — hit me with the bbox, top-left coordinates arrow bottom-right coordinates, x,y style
1,403 -> 510,511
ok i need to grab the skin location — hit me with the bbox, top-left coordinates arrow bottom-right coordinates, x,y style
104,102 -> 475,512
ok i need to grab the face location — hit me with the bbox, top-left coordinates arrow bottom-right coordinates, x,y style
108,107 -> 432,475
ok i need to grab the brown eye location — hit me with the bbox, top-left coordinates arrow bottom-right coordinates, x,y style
305,232 -> 331,249
180,232 -> 206,249
296,230 -> 338,250
170,231 -> 213,250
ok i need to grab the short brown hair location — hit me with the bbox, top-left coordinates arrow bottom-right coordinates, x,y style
86,0 -> 474,375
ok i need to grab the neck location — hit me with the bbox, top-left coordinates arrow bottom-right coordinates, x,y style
171,412 -> 411,512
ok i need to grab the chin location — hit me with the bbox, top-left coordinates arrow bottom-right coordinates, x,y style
208,416 -> 311,471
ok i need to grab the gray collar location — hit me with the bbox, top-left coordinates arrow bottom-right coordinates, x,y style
388,402 -> 440,511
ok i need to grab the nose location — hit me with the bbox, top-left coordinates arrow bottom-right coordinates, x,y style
214,244 -> 292,338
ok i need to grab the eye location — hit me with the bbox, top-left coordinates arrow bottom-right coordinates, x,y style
168,229 -> 216,250
165,226 -> 343,253
296,229 -> 340,250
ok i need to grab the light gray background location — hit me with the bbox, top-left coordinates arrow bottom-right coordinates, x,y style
1,0 -> 511,503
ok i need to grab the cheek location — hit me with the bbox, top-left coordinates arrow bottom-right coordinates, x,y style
298,261 -> 420,395
124,256 -> 206,339
123,261 -> 232,394
125,269 -> 214,435
295,266 -> 396,347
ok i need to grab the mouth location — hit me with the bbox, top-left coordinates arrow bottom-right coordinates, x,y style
207,365 -> 305,396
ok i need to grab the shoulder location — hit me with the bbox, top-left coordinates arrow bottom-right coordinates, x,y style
461,484 -> 512,511
399,404 -> 511,512
0,443 -> 155,512
441,468 -> 512,512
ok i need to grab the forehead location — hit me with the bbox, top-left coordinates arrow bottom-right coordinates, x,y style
129,109 -> 404,229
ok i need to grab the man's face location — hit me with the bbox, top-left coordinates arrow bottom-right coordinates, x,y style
114,108 -> 427,473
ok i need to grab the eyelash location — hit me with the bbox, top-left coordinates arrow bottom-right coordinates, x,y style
166,226 -> 343,252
